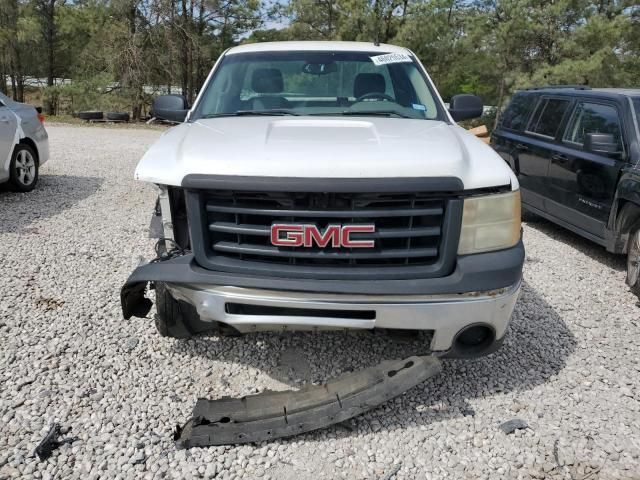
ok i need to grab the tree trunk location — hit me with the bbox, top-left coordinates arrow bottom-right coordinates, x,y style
193,0 -> 207,96
167,0 -> 176,94
47,0 -> 56,114
17,76 -> 24,103
7,0 -> 24,102
180,0 -> 189,99
187,0 -> 194,103
373,0 -> 381,44
10,74 -> 17,101
34,0 -> 58,114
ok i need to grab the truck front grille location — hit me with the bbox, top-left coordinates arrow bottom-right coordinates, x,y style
186,189 -> 463,280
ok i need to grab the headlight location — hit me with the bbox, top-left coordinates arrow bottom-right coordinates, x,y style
457,190 -> 521,255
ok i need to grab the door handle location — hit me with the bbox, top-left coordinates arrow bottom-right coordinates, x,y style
515,143 -> 529,151
552,154 -> 568,162
0,116 -> 9,124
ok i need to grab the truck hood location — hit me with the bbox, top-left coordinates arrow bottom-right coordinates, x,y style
135,116 -> 518,191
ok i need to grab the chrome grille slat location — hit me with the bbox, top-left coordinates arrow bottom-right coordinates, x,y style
213,242 -> 438,259
206,204 -> 443,218
209,222 -> 440,239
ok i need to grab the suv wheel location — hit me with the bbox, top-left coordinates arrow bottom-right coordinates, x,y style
627,228 -> 640,299
154,282 -> 216,338
9,144 -> 38,192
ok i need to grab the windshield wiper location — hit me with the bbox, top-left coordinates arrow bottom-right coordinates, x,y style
202,109 -> 300,118
338,110 -> 414,119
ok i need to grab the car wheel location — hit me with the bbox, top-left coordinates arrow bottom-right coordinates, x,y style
8,144 -> 38,192
627,228 -> 640,298
154,282 -> 216,338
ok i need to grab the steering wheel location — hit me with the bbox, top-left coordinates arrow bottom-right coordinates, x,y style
354,92 -> 397,103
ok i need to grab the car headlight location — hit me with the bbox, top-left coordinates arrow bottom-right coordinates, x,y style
457,190 -> 521,255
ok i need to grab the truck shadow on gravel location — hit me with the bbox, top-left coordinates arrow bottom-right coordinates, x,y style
0,174 -> 102,234
524,214 -> 626,272
171,280 -> 576,438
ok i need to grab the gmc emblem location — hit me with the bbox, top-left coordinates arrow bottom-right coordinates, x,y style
270,224 -> 375,248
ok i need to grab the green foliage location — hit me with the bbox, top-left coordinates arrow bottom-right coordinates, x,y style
1,0 -> 638,120
279,0 -> 640,119
0,0 -> 263,116
44,74 -> 134,113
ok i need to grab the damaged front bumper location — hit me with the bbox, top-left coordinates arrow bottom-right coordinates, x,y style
176,355 -> 442,448
164,281 -> 520,353
121,242 -> 523,355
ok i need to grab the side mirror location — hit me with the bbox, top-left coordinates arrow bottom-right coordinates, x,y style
152,94 -> 189,123
584,133 -> 620,156
449,94 -> 483,122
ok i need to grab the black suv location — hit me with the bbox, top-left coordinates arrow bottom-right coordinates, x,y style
492,87 -> 640,299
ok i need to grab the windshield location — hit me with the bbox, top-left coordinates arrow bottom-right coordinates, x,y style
191,50 -> 443,121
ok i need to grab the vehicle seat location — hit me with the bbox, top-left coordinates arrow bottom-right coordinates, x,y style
251,68 -> 290,110
354,73 -> 386,99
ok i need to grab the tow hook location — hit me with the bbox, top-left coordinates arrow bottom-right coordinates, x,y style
175,355 -> 441,448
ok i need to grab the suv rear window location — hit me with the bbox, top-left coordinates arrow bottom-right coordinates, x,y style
527,98 -> 571,138
500,93 -> 537,131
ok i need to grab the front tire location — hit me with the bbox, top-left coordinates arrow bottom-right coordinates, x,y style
154,282 -> 215,338
9,144 -> 38,192
627,228 -> 640,299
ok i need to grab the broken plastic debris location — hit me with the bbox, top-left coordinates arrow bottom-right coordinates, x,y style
35,423 -> 77,460
499,418 -> 529,434
176,355 -> 441,448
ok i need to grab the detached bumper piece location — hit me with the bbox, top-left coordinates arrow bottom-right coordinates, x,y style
176,355 -> 441,448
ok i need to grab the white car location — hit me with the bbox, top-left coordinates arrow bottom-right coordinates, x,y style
0,92 -> 49,191
121,41 -> 524,358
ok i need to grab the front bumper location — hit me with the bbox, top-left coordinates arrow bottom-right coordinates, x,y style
121,241 -> 524,354
167,280 -> 521,352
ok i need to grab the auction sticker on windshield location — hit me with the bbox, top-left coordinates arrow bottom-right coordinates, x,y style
371,52 -> 413,66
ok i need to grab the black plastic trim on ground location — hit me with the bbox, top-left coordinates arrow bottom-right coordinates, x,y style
175,356 -> 441,448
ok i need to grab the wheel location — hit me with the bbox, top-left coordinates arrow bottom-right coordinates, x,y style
154,282 -> 216,338
106,112 -> 130,122
627,228 -> 640,298
9,144 -> 38,192
76,111 -> 104,121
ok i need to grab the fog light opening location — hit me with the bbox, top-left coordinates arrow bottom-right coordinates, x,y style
453,324 -> 495,356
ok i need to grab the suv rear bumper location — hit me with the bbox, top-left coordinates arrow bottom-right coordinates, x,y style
121,240 -> 524,355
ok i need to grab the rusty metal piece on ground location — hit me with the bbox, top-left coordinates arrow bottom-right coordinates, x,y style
175,356 -> 441,448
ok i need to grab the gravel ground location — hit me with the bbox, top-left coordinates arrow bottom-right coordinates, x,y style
1,124 -> 639,480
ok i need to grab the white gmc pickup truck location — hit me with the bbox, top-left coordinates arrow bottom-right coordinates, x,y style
121,41 -> 524,358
